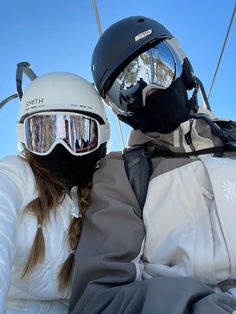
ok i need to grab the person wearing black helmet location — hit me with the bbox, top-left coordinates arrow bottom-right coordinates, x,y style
91,15 -> 198,133
70,16 -> 236,314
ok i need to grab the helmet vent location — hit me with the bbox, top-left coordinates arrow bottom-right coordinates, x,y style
138,18 -> 144,23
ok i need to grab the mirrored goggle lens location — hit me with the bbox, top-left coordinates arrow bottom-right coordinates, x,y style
107,41 -> 182,113
118,41 -> 177,89
24,113 -> 99,155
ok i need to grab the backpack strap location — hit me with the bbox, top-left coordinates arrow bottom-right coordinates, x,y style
123,146 -> 153,211
191,114 -> 236,145
215,120 -> 236,143
150,144 -> 226,158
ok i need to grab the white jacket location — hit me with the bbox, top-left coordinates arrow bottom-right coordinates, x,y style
130,119 -> 236,298
0,155 -> 78,314
143,157 -> 236,284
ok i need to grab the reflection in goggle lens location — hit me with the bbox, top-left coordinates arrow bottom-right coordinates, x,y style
107,41 -> 182,115
117,41 -> 176,91
25,113 -> 99,155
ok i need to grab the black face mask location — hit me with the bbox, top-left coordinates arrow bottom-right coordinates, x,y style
37,144 -> 106,187
132,78 -> 190,133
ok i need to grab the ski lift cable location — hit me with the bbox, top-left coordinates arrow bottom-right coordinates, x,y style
92,0 -> 102,36
116,114 -> 126,148
92,0 -> 125,149
207,4 -> 236,99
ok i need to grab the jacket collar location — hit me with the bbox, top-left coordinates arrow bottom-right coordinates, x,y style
128,110 -> 224,154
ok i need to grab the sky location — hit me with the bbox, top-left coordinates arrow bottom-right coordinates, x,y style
0,0 -> 235,159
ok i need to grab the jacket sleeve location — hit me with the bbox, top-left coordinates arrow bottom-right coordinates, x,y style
0,156 -> 33,313
69,156 -> 236,314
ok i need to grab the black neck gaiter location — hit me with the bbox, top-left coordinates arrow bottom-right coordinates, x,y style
133,78 -> 190,133
37,144 -> 106,187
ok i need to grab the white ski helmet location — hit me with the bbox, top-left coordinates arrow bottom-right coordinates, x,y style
17,72 -> 110,155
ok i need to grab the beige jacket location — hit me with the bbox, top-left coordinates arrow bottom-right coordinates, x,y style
70,113 -> 236,314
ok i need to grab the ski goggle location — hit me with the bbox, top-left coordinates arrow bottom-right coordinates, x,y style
18,112 -> 103,156
107,40 -> 183,115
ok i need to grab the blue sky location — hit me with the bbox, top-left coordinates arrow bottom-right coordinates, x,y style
0,0 -> 235,159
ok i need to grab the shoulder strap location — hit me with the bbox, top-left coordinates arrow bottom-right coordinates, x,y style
123,146 -> 152,211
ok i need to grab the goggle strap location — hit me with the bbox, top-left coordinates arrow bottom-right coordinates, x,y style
166,38 -> 185,64
17,122 -> 24,144
99,124 -> 110,144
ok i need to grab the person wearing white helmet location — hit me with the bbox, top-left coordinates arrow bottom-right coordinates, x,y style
0,71 -> 109,313
69,16 -> 236,314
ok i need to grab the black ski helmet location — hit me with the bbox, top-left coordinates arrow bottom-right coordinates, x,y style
92,16 -> 196,96
92,16 -> 174,98
92,16 -> 197,131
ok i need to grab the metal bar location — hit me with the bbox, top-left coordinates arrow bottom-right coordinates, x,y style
208,4 -> 236,98
92,0 -> 125,149
117,116 -> 126,148
17,62 -> 37,81
195,77 -> 211,111
0,94 -> 18,109
16,62 -> 37,99
92,0 -> 103,35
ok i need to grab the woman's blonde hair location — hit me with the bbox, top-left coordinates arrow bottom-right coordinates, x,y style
21,149 -> 92,291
